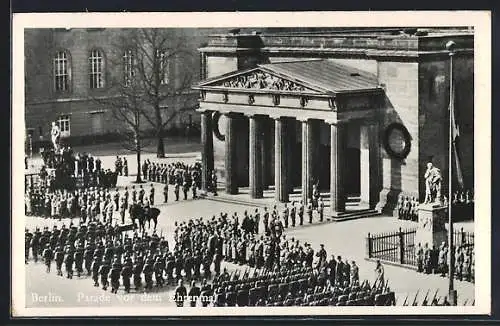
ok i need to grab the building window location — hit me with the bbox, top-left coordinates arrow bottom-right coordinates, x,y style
157,50 -> 169,85
89,49 -> 105,89
57,115 -> 71,137
123,49 -> 135,87
53,51 -> 70,92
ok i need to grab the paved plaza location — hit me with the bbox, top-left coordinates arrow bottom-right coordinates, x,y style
23,144 -> 475,309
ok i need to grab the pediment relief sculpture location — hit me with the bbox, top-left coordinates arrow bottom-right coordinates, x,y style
214,70 -> 317,93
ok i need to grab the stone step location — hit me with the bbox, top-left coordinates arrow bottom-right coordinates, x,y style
200,192 -> 381,222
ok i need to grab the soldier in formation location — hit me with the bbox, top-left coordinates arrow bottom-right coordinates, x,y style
397,194 -> 419,221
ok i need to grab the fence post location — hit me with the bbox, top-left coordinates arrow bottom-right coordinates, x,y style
399,227 -> 405,264
367,233 -> 372,258
460,227 -> 465,246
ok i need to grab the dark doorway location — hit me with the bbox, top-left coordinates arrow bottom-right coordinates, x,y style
345,147 -> 361,196
317,144 -> 331,190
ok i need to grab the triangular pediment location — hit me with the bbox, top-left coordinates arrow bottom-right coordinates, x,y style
197,67 -> 324,94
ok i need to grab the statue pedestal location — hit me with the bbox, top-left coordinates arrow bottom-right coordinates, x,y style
415,203 -> 447,248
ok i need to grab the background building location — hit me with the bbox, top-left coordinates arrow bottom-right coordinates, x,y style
195,27 -> 474,214
24,28 -> 231,148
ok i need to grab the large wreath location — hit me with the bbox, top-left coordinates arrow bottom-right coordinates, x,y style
383,122 -> 411,160
212,111 -> 225,142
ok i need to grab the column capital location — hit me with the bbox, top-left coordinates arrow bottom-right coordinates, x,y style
223,111 -> 244,118
245,113 -> 268,119
198,108 -> 213,114
269,114 -> 286,120
325,119 -> 348,126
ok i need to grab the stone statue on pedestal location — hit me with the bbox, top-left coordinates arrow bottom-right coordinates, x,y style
424,162 -> 442,204
51,121 -> 61,152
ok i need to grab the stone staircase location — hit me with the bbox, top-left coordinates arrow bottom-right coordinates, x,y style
200,187 -> 381,222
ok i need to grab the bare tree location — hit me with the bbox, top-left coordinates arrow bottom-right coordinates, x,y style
120,28 -> 197,158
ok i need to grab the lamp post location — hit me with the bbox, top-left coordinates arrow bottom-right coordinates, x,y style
446,39 -> 457,306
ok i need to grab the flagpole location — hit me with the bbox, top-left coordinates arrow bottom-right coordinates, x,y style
446,40 -> 457,306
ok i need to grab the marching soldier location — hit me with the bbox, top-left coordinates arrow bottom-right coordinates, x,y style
54,246 -> 64,276
350,260 -> 359,286
282,204 -> 289,229
133,256 -> 144,291
113,191 -> 119,211
290,202 -> 297,227
123,158 -> 128,176
174,181 -> 180,201
263,207 -> 270,235
110,260 -> 122,294
191,179 -> 197,199
163,183 -> 169,203
74,244 -> 84,277
200,280 -> 212,307
64,246 -> 74,279
119,197 -> 126,225
298,201 -> 304,226
416,243 -> 424,273
318,198 -> 324,222
306,200 -> 313,224
211,170 -> 218,196
42,244 -> 53,273
84,243 -> 94,276
99,258 -> 111,291
131,186 -> 137,203
121,258 -> 133,293
175,279 -> 187,307
188,281 -> 201,307
213,249 -> 223,276
143,257 -> 154,291
31,228 -> 41,263
183,180 -> 189,200
91,255 -> 101,286
138,185 -> 145,204
25,229 -> 33,264
153,257 -> 164,288
202,250 -> 212,279
254,208 -> 260,234
149,184 -> 155,206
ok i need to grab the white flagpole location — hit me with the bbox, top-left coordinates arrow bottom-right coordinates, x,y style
446,40 -> 457,306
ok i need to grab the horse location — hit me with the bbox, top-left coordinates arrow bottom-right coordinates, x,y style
128,204 -> 161,232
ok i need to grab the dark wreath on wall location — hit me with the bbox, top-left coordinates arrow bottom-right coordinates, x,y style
212,111 -> 225,141
383,122 -> 412,160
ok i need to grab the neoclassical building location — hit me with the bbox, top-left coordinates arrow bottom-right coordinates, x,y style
194,28 -> 474,218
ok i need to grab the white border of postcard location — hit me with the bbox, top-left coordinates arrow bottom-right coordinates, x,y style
11,11 -> 491,316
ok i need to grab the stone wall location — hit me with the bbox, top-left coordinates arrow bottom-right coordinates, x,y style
418,54 -> 474,199
25,28 -> 206,140
378,61 -> 420,204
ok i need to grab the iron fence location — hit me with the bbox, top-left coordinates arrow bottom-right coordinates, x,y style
367,227 -> 474,268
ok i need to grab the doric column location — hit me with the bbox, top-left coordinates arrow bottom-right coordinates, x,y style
201,110 -> 214,192
360,123 -> 381,209
225,113 -> 238,194
274,117 -> 289,202
248,115 -> 263,198
301,119 -> 316,204
329,120 -> 347,215
260,118 -> 269,190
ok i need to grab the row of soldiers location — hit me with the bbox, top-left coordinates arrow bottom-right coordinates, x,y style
114,156 -> 128,176
141,160 -> 202,188
397,189 -> 474,222
201,265 -> 393,307
25,221 -> 228,295
25,184 -> 155,223
396,195 -> 419,221
415,242 -> 475,283
26,202 -> 378,302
